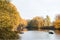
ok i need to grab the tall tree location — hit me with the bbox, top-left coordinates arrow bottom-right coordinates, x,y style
54,14 -> 60,29
0,0 -> 21,31
29,16 -> 44,29
0,0 -> 21,39
44,15 -> 51,26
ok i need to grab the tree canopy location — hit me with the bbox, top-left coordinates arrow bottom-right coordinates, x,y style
0,0 -> 21,39
0,0 -> 21,31
29,16 -> 44,28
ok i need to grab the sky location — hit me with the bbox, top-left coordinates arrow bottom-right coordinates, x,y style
12,0 -> 60,22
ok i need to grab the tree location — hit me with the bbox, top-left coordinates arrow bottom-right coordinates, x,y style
17,19 -> 27,32
54,14 -> 60,29
0,0 -> 21,39
0,0 -> 21,31
20,19 -> 27,28
0,11 -> 11,27
44,15 -> 51,26
29,16 -> 44,29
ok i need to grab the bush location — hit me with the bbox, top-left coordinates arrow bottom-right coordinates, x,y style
0,27 -> 19,40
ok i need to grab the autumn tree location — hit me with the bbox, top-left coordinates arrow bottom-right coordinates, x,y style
29,16 -> 44,29
21,19 -> 27,28
0,11 -> 11,27
44,15 -> 51,27
54,14 -> 60,29
0,0 -> 21,31
0,0 -> 21,39
17,19 -> 27,32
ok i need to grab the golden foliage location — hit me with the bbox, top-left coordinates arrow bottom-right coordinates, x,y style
54,19 -> 60,28
44,15 -> 51,26
30,16 -> 44,28
0,0 -> 21,31
0,11 -> 11,27
54,15 -> 60,28
20,19 -> 27,27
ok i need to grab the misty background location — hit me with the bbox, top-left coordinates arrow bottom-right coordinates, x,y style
12,0 -> 60,22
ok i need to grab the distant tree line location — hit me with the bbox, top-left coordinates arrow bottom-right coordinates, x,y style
25,15 -> 60,30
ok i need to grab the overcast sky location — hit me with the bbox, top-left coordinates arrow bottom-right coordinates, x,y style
12,0 -> 60,22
